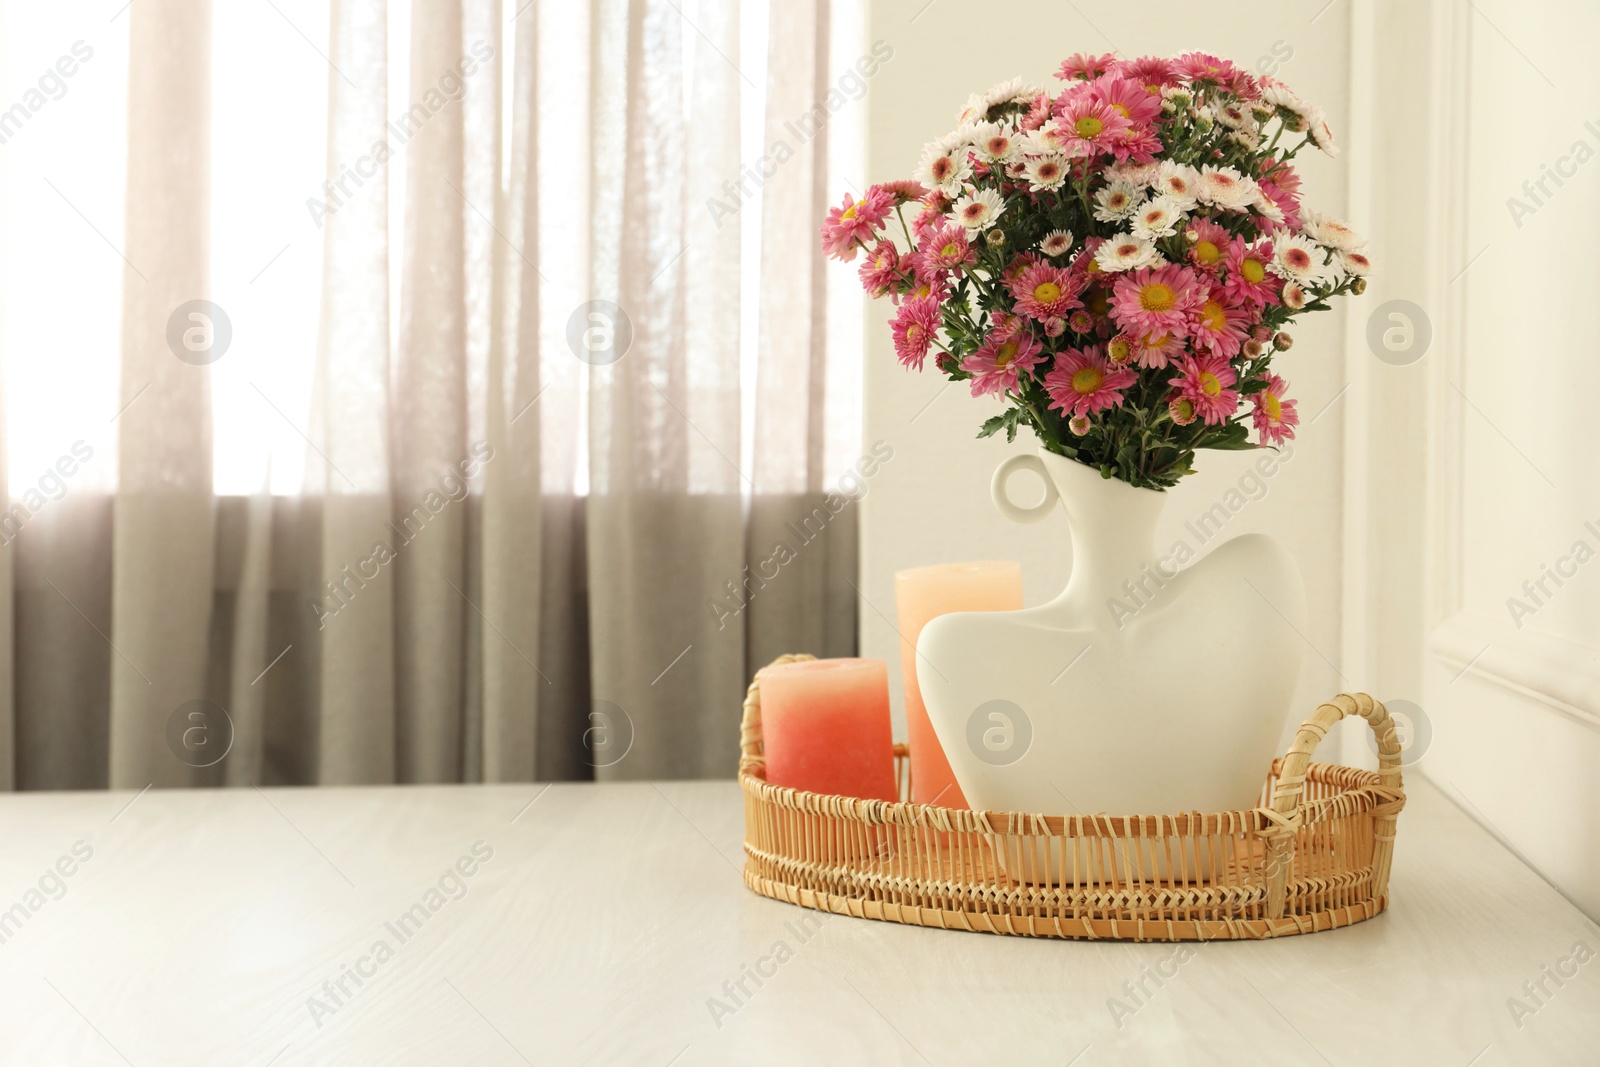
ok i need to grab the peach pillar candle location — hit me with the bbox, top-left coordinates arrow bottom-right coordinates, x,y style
895,561 -> 1024,807
758,659 -> 898,802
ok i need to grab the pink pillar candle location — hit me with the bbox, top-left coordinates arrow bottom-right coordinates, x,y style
758,659 -> 898,801
895,561 -> 1024,807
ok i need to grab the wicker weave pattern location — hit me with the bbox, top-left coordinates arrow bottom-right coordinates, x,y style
740,653 -> 1405,941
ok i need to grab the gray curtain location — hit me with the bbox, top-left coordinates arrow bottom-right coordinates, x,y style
0,0 -> 858,790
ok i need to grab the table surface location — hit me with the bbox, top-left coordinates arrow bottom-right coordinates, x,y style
0,776 -> 1596,1066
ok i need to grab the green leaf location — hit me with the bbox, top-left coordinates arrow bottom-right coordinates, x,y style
1199,422 -> 1256,451
977,408 -> 1023,442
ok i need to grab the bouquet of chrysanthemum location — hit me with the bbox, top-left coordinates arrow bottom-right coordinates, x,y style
820,51 -> 1369,489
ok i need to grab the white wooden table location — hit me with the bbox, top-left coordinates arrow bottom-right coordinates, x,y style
0,777 -> 1595,1065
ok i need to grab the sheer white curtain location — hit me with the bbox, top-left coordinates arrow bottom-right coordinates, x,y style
0,0 -> 860,789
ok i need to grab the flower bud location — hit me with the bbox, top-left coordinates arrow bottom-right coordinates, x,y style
1251,324 -> 1273,341
1274,331 -> 1294,351
1069,415 -> 1091,436
1351,276 -> 1368,295
985,228 -> 1006,249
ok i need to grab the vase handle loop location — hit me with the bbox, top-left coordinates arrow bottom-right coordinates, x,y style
991,453 -> 1058,524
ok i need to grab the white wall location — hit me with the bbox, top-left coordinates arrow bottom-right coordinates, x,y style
858,2 -> 1355,750
1353,0 -> 1600,919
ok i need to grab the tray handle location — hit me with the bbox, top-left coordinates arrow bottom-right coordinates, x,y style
1262,693 -> 1406,918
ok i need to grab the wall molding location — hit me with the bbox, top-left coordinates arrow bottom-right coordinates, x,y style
1430,609 -> 1600,733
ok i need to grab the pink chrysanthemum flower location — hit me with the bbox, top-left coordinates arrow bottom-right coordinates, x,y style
1114,55 -> 1179,90
1110,125 -> 1163,164
1058,52 -> 1117,81
1043,346 -> 1138,417
1222,237 -> 1282,307
1104,334 -> 1136,365
1190,288 -> 1251,358
1257,179 -> 1302,231
1020,92 -> 1052,131
918,223 -> 976,273
1174,51 -> 1257,98
896,268 -> 951,306
891,296 -> 941,371
858,240 -> 905,298
1184,219 -> 1232,274
1052,95 -> 1132,157
1251,374 -> 1299,445
1171,354 -> 1241,425
1168,395 -> 1198,426
910,191 -> 952,241
1081,284 -> 1112,325
961,327 -> 1044,397
1070,237 -> 1107,281
819,188 -> 893,260
1010,262 -> 1082,321
1001,252 -> 1043,287
987,310 -> 1025,339
1174,51 -> 1238,84
1132,329 -> 1184,369
1088,76 -> 1164,128
873,179 -> 929,205
1261,160 -> 1302,198
1110,263 -> 1203,337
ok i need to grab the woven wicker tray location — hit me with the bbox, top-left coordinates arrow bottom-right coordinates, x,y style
740,654 -> 1405,941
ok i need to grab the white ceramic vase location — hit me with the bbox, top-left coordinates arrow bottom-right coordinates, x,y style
917,447 -> 1306,827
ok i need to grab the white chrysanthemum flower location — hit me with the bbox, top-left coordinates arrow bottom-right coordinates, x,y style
1024,154 -> 1068,191
1340,250 -> 1372,276
964,120 -> 997,149
955,92 -> 988,126
1022,126 -> 1069,156
1260,79 -> 1306,113
1130,194 -> 1188,241
1227,127 -> 1261,151
1196,165 -> 1259,211
1093,180 -> 1142,222
980,76 -> 1033,109
1094,234 -> 1163,273
971,121 -> 1020,162
1039,228 -> 1074,257
1307,105 -> 1339,157
1270,232 -> 1335,284
944,124 -> 983,150
1302,210 -> 1364,251
1264,83 -> 1314,133
1152,161 -> 1200,207
1252,194 -> 1285,225
1212,100 -> 1249,129
916,143 -> 973,195
1105,160 -> 1160,187
952,187 -> 1005,231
